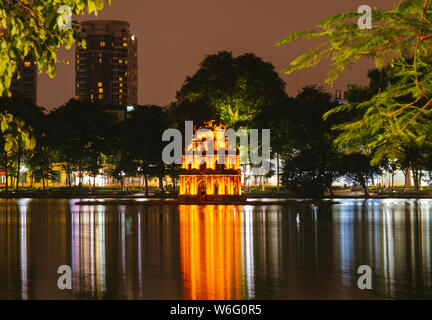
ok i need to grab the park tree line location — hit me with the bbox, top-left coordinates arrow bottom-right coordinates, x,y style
0,96 -> 170,195
2,50 -> 432,198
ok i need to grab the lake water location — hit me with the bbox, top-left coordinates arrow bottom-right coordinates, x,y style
0,198 -> 431,299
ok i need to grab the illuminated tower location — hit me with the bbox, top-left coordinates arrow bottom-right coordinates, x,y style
178,122 -> 242,201
75,20 -> 138,106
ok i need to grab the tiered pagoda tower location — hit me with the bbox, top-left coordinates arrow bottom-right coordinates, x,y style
178,122 -> 242,201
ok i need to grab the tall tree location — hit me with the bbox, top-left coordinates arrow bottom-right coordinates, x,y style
49,99 -> 116,189
117,105 -> 166,196
177,51 -> 287,128
277,0 -> 432,163
280,86 -> 342,198
0,96 -> 46,189
0,111 -> 35,191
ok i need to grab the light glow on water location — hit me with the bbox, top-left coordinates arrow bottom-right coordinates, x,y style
0,198 -> 431,299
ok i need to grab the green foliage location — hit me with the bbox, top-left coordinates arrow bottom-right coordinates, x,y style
0,0 -> 110,97
177,51 -> 287,128
49,99 -> 117,187
278,0 -> 432,164
280,86 -> 342,198
0,110 -> 35,153
108,105 -> 168,194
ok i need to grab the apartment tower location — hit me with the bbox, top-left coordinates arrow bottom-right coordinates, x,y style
75,20 -> 138,105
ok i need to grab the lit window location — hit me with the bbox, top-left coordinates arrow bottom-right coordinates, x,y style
75,96 -> 79,100
119,83 -> 123,87
99,88 -> 103,93
77,54 -> 79,58
98,82 -> 102,87
77,59 -> 80,64
99,94 -> 103,99
125,60 -> 128,64
119,77 -> 123,81
118,59 -> 123,64
100,41 -> 105,47
76,83 -> 79,88
99,58 -> 102,63
125,72 -> 128,76
119,89 -> 123,93
123,42 -> 128,47
123,37 -> 127,41
90,93 -> 94,100
24,61 -> 31,67
77,66 -> 79,70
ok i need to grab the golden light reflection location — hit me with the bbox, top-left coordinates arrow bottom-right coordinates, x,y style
179,205 -> 242,299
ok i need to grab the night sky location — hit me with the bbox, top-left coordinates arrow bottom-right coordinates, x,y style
38,0 -> 397,110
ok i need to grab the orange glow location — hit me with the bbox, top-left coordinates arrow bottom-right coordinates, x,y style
179,121 -> 241,198
179,205 -> 242,299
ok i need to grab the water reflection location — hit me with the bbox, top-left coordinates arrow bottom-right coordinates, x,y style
0,199 -> 431,299
18,199 -> 30,300
179,205 -> 242,299
71,203 -> 106,298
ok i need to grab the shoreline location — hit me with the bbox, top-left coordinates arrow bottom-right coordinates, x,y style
0,193 -> 432,200
74,199 -> 338,206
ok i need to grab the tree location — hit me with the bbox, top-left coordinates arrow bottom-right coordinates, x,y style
165,99 -> 220,129
0,111 -> 36,191
339,153 -> 381,197
0,96 -> 46,189
116,105 -> 166,196
177,51 -> 287,128
26,143 -> 57,189
280,86 -> 342,198
0,0 -> 110,97
342,67 -> 428,191
277,0 -> 432,164
49,99 -> 116,189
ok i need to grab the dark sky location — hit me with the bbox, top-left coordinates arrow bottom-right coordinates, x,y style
38,0 -> 397,109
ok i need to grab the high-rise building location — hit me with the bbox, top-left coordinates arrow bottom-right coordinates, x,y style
75,20 -> 138,106
10,54 -> 37,104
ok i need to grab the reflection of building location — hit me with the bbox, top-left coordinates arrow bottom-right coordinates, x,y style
75,20 -> 138,106
179,122 -> 242,201
179,205 -> 242,299
10,54 -> 37,104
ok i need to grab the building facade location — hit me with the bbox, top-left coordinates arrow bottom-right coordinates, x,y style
10,54 -> 37,104
178,122 -> 242,201
75,20 -> 138,106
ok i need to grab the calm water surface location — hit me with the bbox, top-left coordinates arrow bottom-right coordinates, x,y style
0,198 -> 431,299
